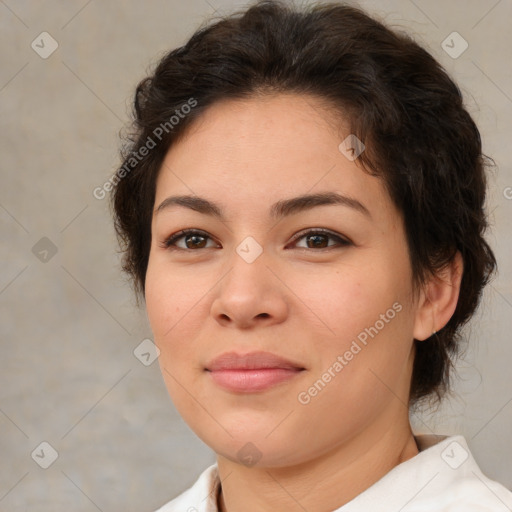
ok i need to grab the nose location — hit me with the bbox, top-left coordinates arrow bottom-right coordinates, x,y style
210,248 -> 289,330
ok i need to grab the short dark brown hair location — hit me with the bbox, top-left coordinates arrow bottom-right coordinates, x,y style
110,0 -> 497,407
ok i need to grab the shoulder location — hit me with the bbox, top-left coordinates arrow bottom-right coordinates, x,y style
398,435 -> 512,511
340,435 -> 512,512
153,464 -> 220,512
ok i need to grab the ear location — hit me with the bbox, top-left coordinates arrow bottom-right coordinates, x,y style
413,251 -> 464,341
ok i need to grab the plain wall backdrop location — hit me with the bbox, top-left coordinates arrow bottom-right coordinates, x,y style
1,0 -> 511,510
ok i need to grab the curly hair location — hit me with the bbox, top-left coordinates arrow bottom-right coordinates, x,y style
110,0 -> 497,407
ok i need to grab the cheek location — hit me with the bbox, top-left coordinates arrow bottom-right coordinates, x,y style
291,263 -> 396,341
144,254 -> 224,386
145,257 -> 199,346
324,280 -> 414,402
296,257 -> 414,379
145,263 -> 207,406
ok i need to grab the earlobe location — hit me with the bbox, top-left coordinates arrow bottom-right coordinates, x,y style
413,251 -> 464,341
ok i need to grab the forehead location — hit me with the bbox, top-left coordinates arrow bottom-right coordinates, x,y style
154,93 -> 397,224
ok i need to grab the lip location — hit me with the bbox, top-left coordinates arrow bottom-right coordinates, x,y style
205,351 -> 305,371
205,351 -> 306,393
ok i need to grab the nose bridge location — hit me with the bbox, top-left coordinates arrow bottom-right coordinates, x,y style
235,234 -> 265,266
211,236 -> 288,326
223,235 -> 270,294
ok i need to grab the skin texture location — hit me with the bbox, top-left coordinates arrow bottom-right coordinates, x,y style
145,93 -> 463,512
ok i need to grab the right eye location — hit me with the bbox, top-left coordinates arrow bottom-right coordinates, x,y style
160,229 -> 220,251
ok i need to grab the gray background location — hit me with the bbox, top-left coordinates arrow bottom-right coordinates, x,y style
1,0 -> 511,510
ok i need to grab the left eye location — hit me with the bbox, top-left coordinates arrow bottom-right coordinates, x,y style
289,229 -> 351,250
160,229 -> 351,251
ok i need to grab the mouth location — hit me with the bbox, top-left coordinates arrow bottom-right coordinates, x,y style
205,351 -> 306,393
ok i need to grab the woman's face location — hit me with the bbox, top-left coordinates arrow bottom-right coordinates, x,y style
145,93 -> 423,467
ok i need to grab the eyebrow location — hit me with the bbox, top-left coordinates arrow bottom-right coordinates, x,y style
154,191 -> 371,220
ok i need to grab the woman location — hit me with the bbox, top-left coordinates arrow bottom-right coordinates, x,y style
111,1 -> 512,510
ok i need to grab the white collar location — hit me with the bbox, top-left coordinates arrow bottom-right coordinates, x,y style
155,435 -> 512,511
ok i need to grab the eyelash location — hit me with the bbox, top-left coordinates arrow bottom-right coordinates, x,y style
160,228 -> 352,251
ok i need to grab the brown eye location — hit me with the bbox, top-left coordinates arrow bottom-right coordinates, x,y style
184,233 -> 208,249
305,233 -> 329,248
161,228 -> 351,251
291,229 -> 351,250
161,230 -> 219,250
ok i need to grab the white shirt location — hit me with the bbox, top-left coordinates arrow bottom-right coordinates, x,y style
154,435 -> 512,511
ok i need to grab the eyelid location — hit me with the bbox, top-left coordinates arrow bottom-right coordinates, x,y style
160,228 -> 352,250
287,227 -> 352,248
160,229 -> 220,249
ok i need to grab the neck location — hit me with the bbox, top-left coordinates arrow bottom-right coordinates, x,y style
216,421 -> 418,512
